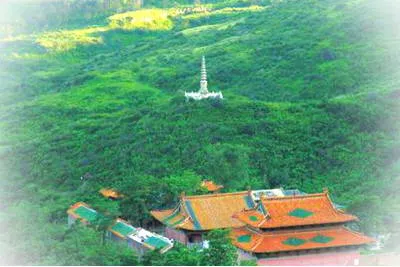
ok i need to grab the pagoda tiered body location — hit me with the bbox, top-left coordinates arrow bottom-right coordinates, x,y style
151,188 -> 373,265
184,56 -> 223,101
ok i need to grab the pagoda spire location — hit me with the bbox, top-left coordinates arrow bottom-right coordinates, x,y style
184,56 -> 223,101
199,56 -> 208,94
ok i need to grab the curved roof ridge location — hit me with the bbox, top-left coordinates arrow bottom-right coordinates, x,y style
324,192 -> 358,220
68,201 -> 90,209
251,234 -> 265,251
150,208 -> 175,213
114,217 -> 131,224
261,191 -> 357,220
254,226 -> 369,238
183,191 -> 248,199
67,202 -> 93,216
151,202 -> 182,216
261,192 -> 326,201
232,226 -> 374,254
177,216 -> 194,229
260,226 -> 344,237
182,201 -> 197,225
342,226 -> 375,241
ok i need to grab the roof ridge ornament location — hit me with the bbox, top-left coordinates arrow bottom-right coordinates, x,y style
247,186 -> 252,196
263,192 -> 326,201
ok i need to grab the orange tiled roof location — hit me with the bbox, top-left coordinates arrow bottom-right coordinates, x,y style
231,226 -> 374,253
201,180 -> 224,192
233,192 -> 357,228
99,188 -> 123,199
151,191 -> 255,231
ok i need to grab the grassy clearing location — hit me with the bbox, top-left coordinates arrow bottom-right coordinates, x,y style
181,5 -> 266,20
34,8 -> 175,52
180,17 -> 245,36
36,27 -> 108,51
108,9 -> 174,31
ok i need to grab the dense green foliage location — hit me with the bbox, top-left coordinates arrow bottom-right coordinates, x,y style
1,0 -> 400,265
200,229 -> 238,265
0,203 -> 138,265
142,229 -> 239,266
142,243 -> 203,266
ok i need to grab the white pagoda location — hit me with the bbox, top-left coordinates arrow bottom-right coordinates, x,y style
185,56 -> 223,101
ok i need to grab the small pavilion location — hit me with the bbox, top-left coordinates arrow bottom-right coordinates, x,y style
201,180 -> 223,193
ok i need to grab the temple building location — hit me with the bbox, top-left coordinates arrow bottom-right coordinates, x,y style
151,191 -> 254,247
184,56 -> 223,101
67,202 -> 99,226
232,189 -> 374,265
151,189 -> 374,265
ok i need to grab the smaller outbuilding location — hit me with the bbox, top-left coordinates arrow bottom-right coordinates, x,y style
107,218 -> 137,242
67,202 -> 99,226
108,218 -> 174,256
127,227 -> 174,256
201,180 -> 223,193
67,203 -> 173,256
99,188 -> 124,200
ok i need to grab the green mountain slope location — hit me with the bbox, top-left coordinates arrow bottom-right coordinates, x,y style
1,0 -> 400,264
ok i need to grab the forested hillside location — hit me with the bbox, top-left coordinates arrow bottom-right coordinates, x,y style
1,0 -> 400,265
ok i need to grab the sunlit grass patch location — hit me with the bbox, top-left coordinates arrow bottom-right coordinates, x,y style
182,5 -> 266,20
180,18 -> 245,36
31,4 -> 265,53
36,27 -> 108,52
108,9 -> 173,31
35,8 -> 176,52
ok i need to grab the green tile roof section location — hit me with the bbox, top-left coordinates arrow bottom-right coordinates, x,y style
283,237 -> 306,246
249,215 -> 258,222
257,203 -> 267,215
288,208 -> 314,218
144,236 -> 170,249
237,234 -> 252,243
111,221 -> 136,237
184,200 -> 202,230
74,206 -> 98,222
310,235 -> 334,243
282,235 -> 334,247
162,209 -> 186,227
244,195 -> 255,208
